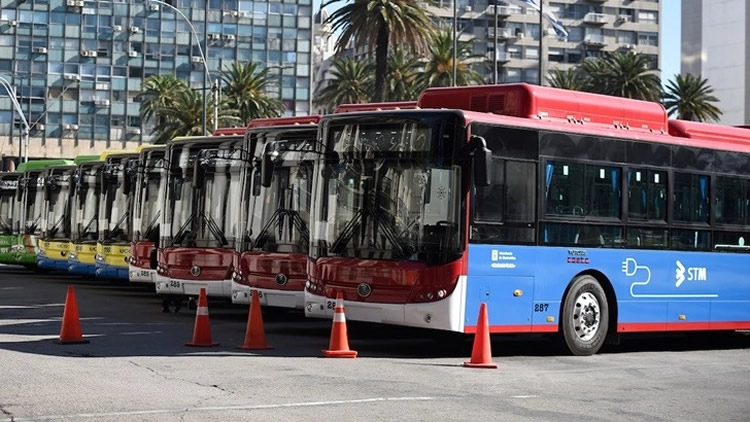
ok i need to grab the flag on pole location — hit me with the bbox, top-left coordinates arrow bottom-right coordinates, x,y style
505,0 -> 569,39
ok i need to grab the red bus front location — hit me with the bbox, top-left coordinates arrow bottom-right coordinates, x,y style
304,111 -> 471,330
154,133 -> 246,300
231,120 -> 319,308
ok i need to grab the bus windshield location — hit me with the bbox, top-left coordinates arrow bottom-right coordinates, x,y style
311,113 -> 465,264
100,159 -> 135,243
72,166 -> 101,242
164,138 -> 244,249
134,153 -> 165,243
24,172 -> 45,235
0,177 -> 17,235
192,148 -> 244,248
44,170 -> 73,240
243,131 -> 317,254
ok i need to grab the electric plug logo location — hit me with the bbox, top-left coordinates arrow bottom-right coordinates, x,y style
675,260 -> 686,287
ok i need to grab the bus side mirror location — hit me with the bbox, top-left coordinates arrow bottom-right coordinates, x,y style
260,146 -> 277,188
470,135 -> 492,187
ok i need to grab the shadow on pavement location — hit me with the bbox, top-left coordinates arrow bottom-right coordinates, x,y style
1,269 -> 750,360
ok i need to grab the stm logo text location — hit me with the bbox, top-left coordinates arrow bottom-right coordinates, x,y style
675,260 -> 707,287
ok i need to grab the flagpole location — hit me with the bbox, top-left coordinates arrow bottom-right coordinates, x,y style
452,0 -> 457,86
493,1 -> 499,84
538,0 -> 544,85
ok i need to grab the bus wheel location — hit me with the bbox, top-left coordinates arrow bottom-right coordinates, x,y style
561,275 -> 609,356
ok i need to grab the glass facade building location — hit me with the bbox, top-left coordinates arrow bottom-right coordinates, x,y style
0,0 -> 312,160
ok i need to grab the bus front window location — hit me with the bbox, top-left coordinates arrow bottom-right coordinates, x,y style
46,172 -> 72,240
0,179 -> 16,235
25,174 -> 45,235
194,148 -> 243,249
246,136 -> 316,254
137,164 -> 165,244
312,115 -> 464,264
74,170 -> 100,242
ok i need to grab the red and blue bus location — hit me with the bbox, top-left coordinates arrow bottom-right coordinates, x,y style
305,83 -> 750,355
231,116 -> 321,308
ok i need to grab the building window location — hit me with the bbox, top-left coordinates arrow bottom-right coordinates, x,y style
638,32 -> 658,47
637,11 -> 658,24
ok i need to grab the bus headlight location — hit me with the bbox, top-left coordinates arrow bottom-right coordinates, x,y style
95,253 -> 105,263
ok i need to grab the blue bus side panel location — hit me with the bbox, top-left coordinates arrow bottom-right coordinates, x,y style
466,245 -> 750,331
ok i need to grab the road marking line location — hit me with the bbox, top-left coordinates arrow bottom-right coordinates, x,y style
511,395 -> 539,399
6,397 -> 436,421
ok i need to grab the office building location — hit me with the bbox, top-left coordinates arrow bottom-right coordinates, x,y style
0,0 -> 312,162
424,0 -> 661,84
682,0 -> 749,125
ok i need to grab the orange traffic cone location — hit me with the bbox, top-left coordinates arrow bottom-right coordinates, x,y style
238,290 -> 272,350
55,285 -> 89,344
322,292 -> 357,358
464,303 -> 497,368
185,288 -> 218,347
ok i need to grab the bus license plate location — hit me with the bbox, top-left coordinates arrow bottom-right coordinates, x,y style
139,269 -> 151,278
169,279 -> 181,288
325,299 -> 337,311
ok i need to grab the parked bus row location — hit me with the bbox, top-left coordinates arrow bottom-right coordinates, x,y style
2,83 -> 750,356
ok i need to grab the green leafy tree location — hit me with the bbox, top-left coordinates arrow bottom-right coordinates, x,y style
546,68 -> 588,91
315,58 -> 374,112
582,52 -> 661,102
662,73 -> 722,122
220,62 -> 284,125
418,28 -> 486,89
137,75 -> 188,127
324,0 -> 433,102
148,88 -> 240,144
386,47 -> 421,101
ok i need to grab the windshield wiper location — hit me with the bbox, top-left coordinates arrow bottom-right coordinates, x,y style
26,215 -> 41,235
251,208 -> 309,250
80,215 -> 97,239
144,211 -> 161,239
106,211 -> 129,240
171,212 -> 197,246
201,211 -> 228,247
47,214 -> 66,238
329,207 -> 409,258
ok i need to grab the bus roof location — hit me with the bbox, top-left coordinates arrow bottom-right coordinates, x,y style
136,144 -> 165,152
417,83 -> 668,135
74,155 -> 101,165
334,102 -> 418,113
16,159 -> 74,173
100,150 -> 137,161
248,115 -> 322,128
169,133 -> 245,146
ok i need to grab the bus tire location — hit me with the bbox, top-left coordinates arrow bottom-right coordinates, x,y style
561,275 -> 609,356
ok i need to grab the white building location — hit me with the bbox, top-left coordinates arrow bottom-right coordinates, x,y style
682,0 -> 750,125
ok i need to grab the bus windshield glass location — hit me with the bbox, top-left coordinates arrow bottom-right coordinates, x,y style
44,170 -> 73,240
72,166 -> 101,242
135,152 -> 165,243
24,172 -> 45,235
164,138 -> 244,249
243,131 -> 317,254
311,113 -> 465,263
100,158 -> 136,243
0,177 -> 17,235
193,147 -> 244,249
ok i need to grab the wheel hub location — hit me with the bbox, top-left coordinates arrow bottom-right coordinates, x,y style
573,292 -> 600,341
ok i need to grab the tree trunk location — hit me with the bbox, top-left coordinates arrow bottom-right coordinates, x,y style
373,23 -> 389,102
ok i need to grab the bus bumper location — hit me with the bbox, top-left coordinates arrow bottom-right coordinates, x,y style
154,277 -> 231,298
304,276 -> 467,332
68,261 -> 97,275
129,265 -> 155,284
37,256 -> 69,272
95,262 -> 129,280
231,281 -> 304,309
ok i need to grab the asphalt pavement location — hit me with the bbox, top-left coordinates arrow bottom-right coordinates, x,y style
1,265 -> 749,421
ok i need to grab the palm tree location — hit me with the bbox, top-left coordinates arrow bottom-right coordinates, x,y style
583,52 -> 661,102
137,75 -> 188,126
547,68 -> 588,91
662,73 -> 722,122
150,89 -> 240,144
324,0 -> 433,102
315,58 -> 373,112
418,28 -> 485,89
220,62 -> 284,125
386,47 -> 421,101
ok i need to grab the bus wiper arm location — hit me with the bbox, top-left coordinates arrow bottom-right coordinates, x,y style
172,212 -> 197,246
47,214 -> 66,238
201,211 -> 228,247
107,211 -> 129,239
144,211 -> 161,238
26,215 -> 42,234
